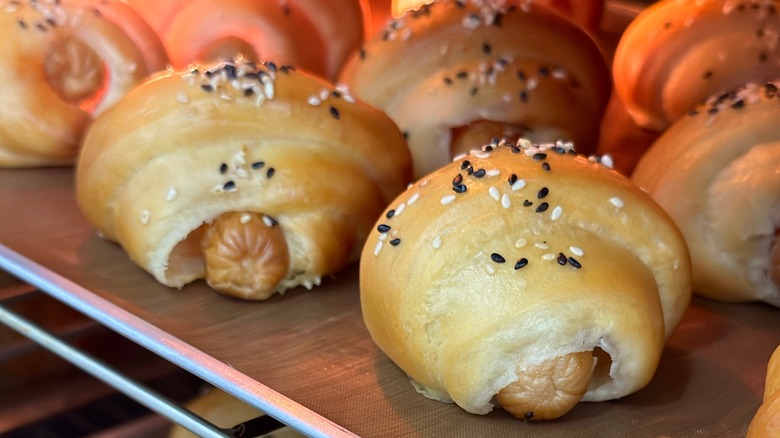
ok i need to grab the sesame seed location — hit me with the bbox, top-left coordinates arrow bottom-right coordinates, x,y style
223,181 -> 237,191
395,203 -> 406,216
389,238 -> 401,246
535,242 -> 549,249
374,240 -> 383,256
533,152 -> 547,161
408,192 -> 420,205
486,169 -> 500,177
432,235 -> 442,249
537,187 -> 549,199
441,194 -> 456,205
377,224 -> 391,233
556,253 -> 568,265
219,163 -> 228,174
609,197 -> 624,208
541,162 -> 551,171
386,209 -> 395,219
452,174 -> 463,185
501,194 -> 511,209
166,187 -> 178,201
511,179 -> 526,191
378,232 -> 387,241
570,246 -> 584,256
535,202 -> 549,213
482,42 -> 492,54
459,159 -> 471,169
489,186 -> 500,201
523,199 -> 533,207
251,161 -> 265,170
515,238 -> 527,248
550,205 -> 563,220
240,213 -> 252,224
266,167 -> 276,178
453,184 -> 468,193
308,96 -> 321,106
508,174 -> 517,184
490,253 -> 506,263
140,210 -> 150,225
541,253 -> 556,261
514,258 -> 528,270
329,106 -> 340,119
473,168 -> 486,178
568,257 -> 582,269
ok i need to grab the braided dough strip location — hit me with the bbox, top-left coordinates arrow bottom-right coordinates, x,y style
360,139 -> 691,419
0,0 -> 167,167
76,58 -> 411,299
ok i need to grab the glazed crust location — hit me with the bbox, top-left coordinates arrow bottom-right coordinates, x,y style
340,0 -> 611,179
360,139 -> 691,419
76,58 -> 411,299
631,81 -> 780,306
0,0 -> 167,167
613,0 -> 780,132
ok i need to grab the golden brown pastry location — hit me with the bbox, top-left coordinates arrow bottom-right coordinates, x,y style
632,81 -> 780,306
360,138 -> 692,420
390,0 -> 605,34
612,0 -> 780,132
76,57 -> 411,300
748,345 -> 780,438
340,0 -> 612,179
126,0 -> 368,82
0,0 -> 168,167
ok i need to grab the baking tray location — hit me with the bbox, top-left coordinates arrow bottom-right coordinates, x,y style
1,166 -> 780,438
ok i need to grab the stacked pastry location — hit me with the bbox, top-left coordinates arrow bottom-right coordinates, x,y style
0,0 -> 168,167
360,138 -> 692,420
76,57 -> 411,300
340,0 -> 612,179
125,0 -> 368,82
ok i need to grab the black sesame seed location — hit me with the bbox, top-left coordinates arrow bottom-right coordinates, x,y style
224,63 -> 237,79
557,252 -> 567,265
18,19 -> 27,29
514,258 -> 528,270
469,87 -> 479,96
523,200 -> 533,207
386,209 -> 395,219
201,84 -> 214,92
453,184 -> 468,193
332,91 -> 342,99
524,412 -> 534,420
766,83 -> 778,96
541,162 -> 551,171
279,65 -> 294,74
473,168 -> 486,178
219,163 -> 228,174
266,167 -> 276,178
539,66 -> 550,77
251,161 -> 265,170
532,152 -> 547,161
266,62 -> 278,72
707,107 -> 719,115
517,70 -> 526,81
389,238 -> 401,246
223,181 -> 236,191
519,91 -> 528,102
688,109 -> 699,117
568,257 -> 582,269
243,88 -> 255,97
452,174 -> 463,185
460,160 -> 471,170
759,51 -> 769,63
731,99 -> 745,109
482,42 -> 492,54
443,77 -> 453,85
537,187 -> 549,199
466,166 -> 474,175
377,224 -> 391,233
508,174 -> 517,184
264,215 -> 279,226
490,253 -> 506,263
456,71 -> 469,79
510,146 -> 521,153
35,22 -> 47,31
536,202 -> 549,213
329,106 -> 340,120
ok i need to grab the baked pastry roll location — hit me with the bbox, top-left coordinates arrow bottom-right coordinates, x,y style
360,139 -> 691,420
76,57 -> 411,300
126,0 -> 368,81
0,0 -> 168,167
613,0 -> 780,132
748,345 -> 780,438
632,81 -> 780,306
340,0 -> 611,179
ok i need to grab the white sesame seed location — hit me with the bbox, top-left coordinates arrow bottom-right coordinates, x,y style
518,138 -> 533,149
527,77 -> 538,90
569,246 -> 584,256
177,93 -> 189,103
140,210 -> 150,225
489,186 -> 500,201
551,205 -> 563,221
452,153 -> 468,162
441,194 -> 456,205
379,232 -> 387,241
515,238 -> 527,248
307,96 -> 321,106
600,154 -> 614,169
485,263 -> 496,275
262,216 -> 275,227
240,213 -> 252,224
395,203 -> 406,216
501,193 -> 511,209
609,197 -> 625,208
511,179 -> 526,191
432,235 -> 442,249
486,169 -> 500,177
319,89 -> 330,100
420,178 -> 431,187
473,151 -> 491,159
408,192 -> 420,205
373,240 -> 383,256
166,187 -> 178,201
535,242 -> 549,249
541,253 -> 556,261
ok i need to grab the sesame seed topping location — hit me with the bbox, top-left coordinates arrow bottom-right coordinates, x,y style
452,174 -> 463,185
515,238 -> 527,248
514,258 -> 528,270
251,161 -> 265,170
511,179 -> 526,191
556,253 -> 568,265
377,224 -> 391,233
140,210 -> 150,225
240,213 -> 252,224
453,184 -> 468,193
223,181 -> 237,191
537,187 -> 549,199
386,209 -> 395,219
541,253 -> 556,261
389,238 -> 401,246
486,169 -> 500,177
473,168 -> 486,178
501,193 -> 511,209
219,163 -> 228,174
550,205 -> 563,221
408,192 -> 420,205
535,242 -> 549,249
166,187 -> 178,201
266,167 -> 276,178
490,253 -> 506,263
489,186 -> 500,201
374,240 -> 383,256
523,199 -> 533,207
441,194 -> 456,205
609,197 -> 624,208
508,174 -> 517,184
535,202 -> 549,213
329,106 -> 340,119
432,235 -> 443,249
541,162 -> 551,171
395,203 -> 406,216
569,246 -> 584,256
307,96 -> 321,106
568,257 -> 582,269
